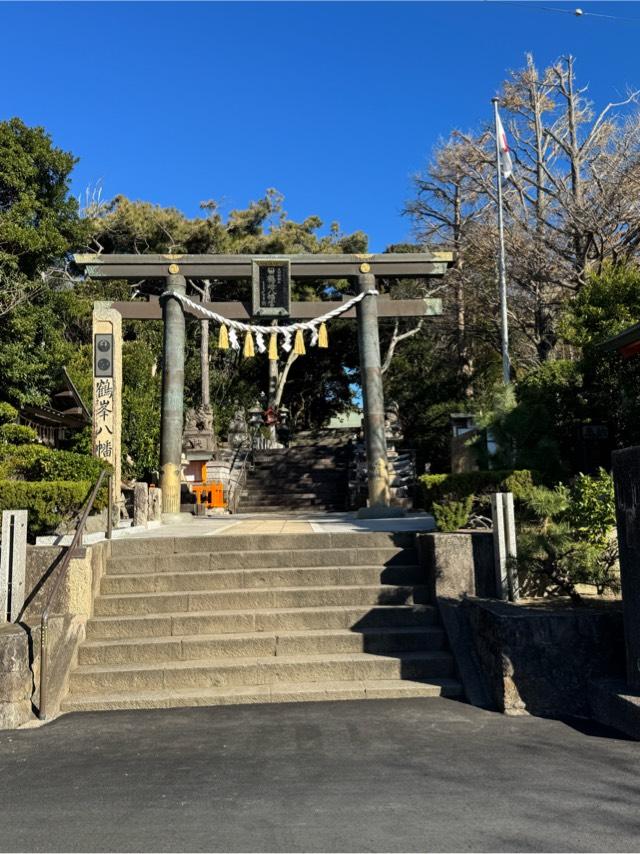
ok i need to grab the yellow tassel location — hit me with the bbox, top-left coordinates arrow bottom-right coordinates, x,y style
268,332 -> 278,361
318,322 -> 328,348
243,329 -> 255,358
218,324 -> 229,349
294,329 -> 306,356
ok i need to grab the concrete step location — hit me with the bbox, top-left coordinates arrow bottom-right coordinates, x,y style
239,500 -> 346,508
243,474 -> 345,481
92,584 -> 430,617
239,505 -> 348,513
251,451 -> 345,458
100,565 -> 424,595
61,677 -> 462,713
106,546 -> 418,574
108,532 -> 417,557
85,604 -> 440,640
240,488 -> 343,496
239,491 -> 345,500
78,626 -> 447,666
248,463 -> 347,471
67,650 -> 456,695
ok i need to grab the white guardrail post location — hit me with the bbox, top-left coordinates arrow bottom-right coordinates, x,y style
491,493 -> 519,602
0,510 -> 28,622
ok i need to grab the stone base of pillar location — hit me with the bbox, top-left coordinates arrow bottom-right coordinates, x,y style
160,512 -> 195,525
356,505 -> 406,519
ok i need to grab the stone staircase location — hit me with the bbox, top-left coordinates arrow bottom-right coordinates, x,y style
239,444 -> 349,513
61,532 -> 462,713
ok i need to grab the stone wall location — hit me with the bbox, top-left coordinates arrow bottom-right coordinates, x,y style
417,531 -> 495,601
461,598 -> 625,717
0,540 -> 109,727
0,624 -> 33,728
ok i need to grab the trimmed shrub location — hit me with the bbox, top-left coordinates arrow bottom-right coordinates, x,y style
0,444 -> 110,482
0,402 -> 18,425
0,443 -> 50,478
30,449 -> 109,482
0,424 -> 39,445
503,469 -> 538,500
433,495 -> 474,532
0,480 -> 97,540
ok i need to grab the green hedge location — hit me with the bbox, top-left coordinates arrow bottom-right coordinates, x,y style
0,402 -> 18,426
29,449 -> 109,482
0,444 -> 110,482
417,469 -> 542,511
0,480 -> 99,540
0,424 -> 39,445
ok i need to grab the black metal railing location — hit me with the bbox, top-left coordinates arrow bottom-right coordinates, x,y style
38,470 -> 113,720
227,446 -> 251,514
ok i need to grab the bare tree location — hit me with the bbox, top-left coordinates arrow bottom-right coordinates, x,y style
406,133 -> 492,393
407,54 -> 640,371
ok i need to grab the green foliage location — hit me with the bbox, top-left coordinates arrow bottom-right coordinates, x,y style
87,190 -> 367,259
562,263 -> 640,453
0,443 -> 49,478
432,495 -> 474,532
562,263 -> 640,347
29,449 -> 109,482
0,480 -> 94,540
0,424 -> 38,445
0,287 -> 93,408
502,469 -> 538,500
516,470 -> 619,599
418,469 -> 539,510
565,469 -> 616,547
520,484 -> 569,520
0,402 -> 17,425
0,443 -> 108,483
382,329 -> 472,473
121,338 -> 161,479
478,364 -> 585,479
0,118 -> 89,281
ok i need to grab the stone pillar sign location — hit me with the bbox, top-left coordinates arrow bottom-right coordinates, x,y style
612,446 -> 640,690
92,302 -> 122,510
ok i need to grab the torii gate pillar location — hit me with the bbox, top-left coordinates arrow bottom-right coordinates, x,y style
160,273 -> 187,518
356,269 -> 395,515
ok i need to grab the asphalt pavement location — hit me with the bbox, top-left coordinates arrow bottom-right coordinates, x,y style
0,698 -> 638,852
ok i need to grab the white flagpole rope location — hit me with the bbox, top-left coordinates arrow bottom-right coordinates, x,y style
160,288 -> 379,340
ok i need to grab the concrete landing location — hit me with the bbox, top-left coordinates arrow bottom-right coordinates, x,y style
35,512 -> 437,546
117,512 -> 437,541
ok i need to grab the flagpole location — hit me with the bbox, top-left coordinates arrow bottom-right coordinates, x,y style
492,96 -> 511,386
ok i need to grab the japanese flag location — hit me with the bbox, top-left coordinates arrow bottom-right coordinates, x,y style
496,110 -> 514,179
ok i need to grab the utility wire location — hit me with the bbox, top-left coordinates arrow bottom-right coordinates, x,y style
485,1 -> 640,24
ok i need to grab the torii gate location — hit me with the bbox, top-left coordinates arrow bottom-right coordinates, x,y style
74,252 -> 452,519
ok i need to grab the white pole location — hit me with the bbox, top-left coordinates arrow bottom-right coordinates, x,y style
492,97 -> 511,386
503,492 -> 519,602
491,493 -> 509,600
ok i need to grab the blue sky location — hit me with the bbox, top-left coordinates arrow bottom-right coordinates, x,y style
2,1 -> 639,251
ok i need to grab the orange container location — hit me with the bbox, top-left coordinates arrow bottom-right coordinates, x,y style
192,482 -> 225,509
